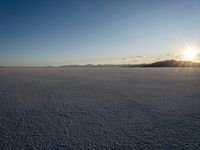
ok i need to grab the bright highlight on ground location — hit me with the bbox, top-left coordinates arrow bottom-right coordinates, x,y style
183,47 -> 198,60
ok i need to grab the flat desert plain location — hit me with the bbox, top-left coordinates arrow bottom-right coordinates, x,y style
0,68 -> 200,149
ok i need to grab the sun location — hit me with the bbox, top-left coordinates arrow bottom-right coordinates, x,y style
183,47 -> 198,60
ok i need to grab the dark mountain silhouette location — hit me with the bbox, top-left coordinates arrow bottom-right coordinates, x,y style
143,60 -> 200,67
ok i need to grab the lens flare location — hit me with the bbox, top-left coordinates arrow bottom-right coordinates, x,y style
184,47 -> 198,60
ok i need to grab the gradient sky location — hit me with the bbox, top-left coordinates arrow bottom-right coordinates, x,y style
1,0 -> 200,66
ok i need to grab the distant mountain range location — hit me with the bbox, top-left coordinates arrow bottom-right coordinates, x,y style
141,60 -> 200,67
1,60 -> 200,68
59,60 -> 200,68
60,60 -> 200,68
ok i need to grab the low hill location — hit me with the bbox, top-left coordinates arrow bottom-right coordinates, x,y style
143,60 -> 200,67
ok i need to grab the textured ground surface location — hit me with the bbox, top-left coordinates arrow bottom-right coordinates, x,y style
0,68 -> 200,149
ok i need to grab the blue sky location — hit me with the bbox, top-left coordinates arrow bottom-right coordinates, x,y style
0,0 -> 200,66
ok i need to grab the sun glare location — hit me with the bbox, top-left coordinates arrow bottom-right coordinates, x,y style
184,47 -> 198,60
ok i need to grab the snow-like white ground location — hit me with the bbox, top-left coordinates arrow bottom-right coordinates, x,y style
0,68 -> 200,149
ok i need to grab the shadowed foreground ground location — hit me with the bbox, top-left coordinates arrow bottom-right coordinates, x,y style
0,68 -> 200,149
